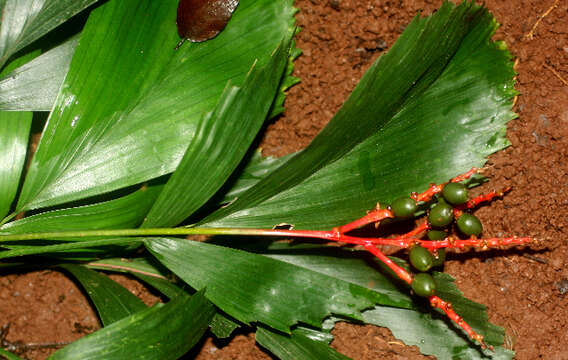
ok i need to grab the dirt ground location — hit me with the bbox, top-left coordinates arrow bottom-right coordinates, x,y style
1,0 -> 567,359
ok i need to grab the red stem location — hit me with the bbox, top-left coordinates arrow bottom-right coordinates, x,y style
400,221 -> 430,238
243,168 -> 527,350
362,242 -> 488,349
335,208 -> 393,233
460,187 -> 511,210
362,242 -> 412,284
415,236 -> 533,250
244,229 -> 532,251
429,296 -> 490,350
413,168 -> 479,202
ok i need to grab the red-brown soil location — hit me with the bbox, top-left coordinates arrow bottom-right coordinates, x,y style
1,0 -> 567,359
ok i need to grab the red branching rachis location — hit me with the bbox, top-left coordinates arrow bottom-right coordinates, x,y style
252,168 -> 532,350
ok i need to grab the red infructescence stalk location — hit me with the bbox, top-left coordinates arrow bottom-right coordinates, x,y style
260,168 -> 532,349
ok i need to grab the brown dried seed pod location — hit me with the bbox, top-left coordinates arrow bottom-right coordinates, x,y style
176,0 -> 239,48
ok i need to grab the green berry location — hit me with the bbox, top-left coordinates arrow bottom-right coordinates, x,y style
457,213 -> 483,237
442,182 -> 469,205
409,245 -> 434,272
411,273 -> 437,297
428,203 -> 454,228
431,249 -> 446,267
390,197 -> 417,219
427,230 -> 448,241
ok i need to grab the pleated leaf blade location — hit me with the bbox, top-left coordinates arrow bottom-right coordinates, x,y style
0,112 -> 31,219
201,1 -> 516,230
358,272 -> 513,358
0,0 -> 98,69
1,186 -> 160,235
0,51 -> 35,219
48,289 -> 214,360
142,38 -> 291,227
256,327 -> 351,360
145,237 -> 412,334
60,264 -> 146,326
184,239 -> 511,355
0,36 -> 77,111
16,0 -> 296,212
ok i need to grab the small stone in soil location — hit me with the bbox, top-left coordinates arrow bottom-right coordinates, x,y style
329,0 -> 340,10
555,279 -> 568,295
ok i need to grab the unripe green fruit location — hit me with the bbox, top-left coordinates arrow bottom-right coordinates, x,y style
411,273 -> 436,297
390,197 -> 417,219
457,213 -> 483,237
427,230 -> 448,240
442,182 -> 469,205
431,249 -> 446,267
428,203 -> 454,228
409,245 -> 434,272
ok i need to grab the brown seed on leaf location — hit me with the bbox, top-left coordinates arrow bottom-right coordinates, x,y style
176,0 -> 239,48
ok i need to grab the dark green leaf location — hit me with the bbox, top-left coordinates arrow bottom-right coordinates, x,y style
87,257 -> 192,302
134,274 -> 183,300
0,36 -> 77,111
256,326 -> 350,360
268,35 -> 302,118
362,305 -> 513,359
60,264 -> 146,326
0,348 -> 24,360
0,238 -> 140,259
145,237 -> 396,333
1,185 -> 160,235
87,257 -> 243,340
0,111 -> 31,219
142,39 -> 291,227
223,241 -> 512,356
0,51 -> 36,220
48,289 -> 214,360
0,0 -> 98,69
433,272 -> 505,346
228,240 -> 414,308
201,1 -> 515,230
217,150 -> 293,205
16,0 -> 296,212
210,312 -> 240,339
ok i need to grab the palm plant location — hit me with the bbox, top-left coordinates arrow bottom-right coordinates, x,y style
0,0 -> 525,358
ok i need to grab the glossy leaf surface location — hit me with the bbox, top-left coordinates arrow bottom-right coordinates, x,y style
0,0 -> 98,69
0,52 -> 35,219
1,186 -> 160,235
48,290 -> 214,360
215,241 -> 510,354
0,111 -> 31,219
145,237 -> 390,333
201,1 -> 515,230
217,150 -> 293,205
143,39 -> 290,227
17,0 -> 295,211
0,36 -> 77,111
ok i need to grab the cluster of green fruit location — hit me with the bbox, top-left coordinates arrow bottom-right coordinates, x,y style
390,182 -> 483,298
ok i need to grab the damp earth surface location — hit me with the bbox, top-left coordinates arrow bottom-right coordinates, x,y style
1,0 -> 567,359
